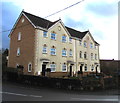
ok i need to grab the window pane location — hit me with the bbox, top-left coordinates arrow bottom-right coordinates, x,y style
80,51 -> 82,58
17,48 -> 20,56
62,36 -> 66,42
51,33 -> 56,40
62,64 -> 66,72
43,31 -> 47,37
50,64 -> 56,72
62,49 -> 67,56
69,50 -> 72,56
18,32 -> 21,40
28,63 -> 32,72
43,46 -> 47,53
84,42 -> 87,47
69,37 -> 72,43
51,48 -> 56,55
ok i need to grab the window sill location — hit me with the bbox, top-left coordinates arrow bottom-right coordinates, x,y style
62,55 -> 67,57
51,54 -> 56,56
42,52 -> 47,54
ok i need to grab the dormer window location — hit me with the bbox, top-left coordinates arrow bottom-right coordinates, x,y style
18,32 -> 21,41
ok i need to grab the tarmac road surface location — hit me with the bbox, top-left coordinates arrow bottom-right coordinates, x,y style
1,82 -> 120,103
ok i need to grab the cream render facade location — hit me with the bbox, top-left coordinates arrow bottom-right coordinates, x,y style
8,11 -> 100,77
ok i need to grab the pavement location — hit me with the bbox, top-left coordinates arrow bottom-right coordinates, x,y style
1,81 -> 120,103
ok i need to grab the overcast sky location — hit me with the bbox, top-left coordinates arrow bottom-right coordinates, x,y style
1,0 -> 118,60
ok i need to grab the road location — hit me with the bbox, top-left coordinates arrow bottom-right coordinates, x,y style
1,81 -> 120,103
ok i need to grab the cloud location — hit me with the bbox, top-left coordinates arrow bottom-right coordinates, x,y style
1,0 -> 118,59
85,0 -> 118,17
2,2 -> 21,48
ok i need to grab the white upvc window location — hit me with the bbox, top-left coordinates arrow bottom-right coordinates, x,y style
51,33 -> 56,40
42,45 -> 47,54
17,47 -> 20,56
43,31 -> 47,38
62,35 -> 67,42
91,53 -> 93,60
18,32 -> 21,41
84,64 -> 87,72
84,41 -> 87,48
51,47 -> 56,55
90,43 -> 93,48
62,63 -> 67,72
84,52 -> 87,59
62,49 -> 67,56
95,45 -> 97,49
91,65 -> 94,71
95,54 -> 97,60
80,51 -> 82,58
69,37 -> 72,43
50,64 -> 56,72
79,40 -> 82,45
69,49 -> 72,57
28,63 -> 32,72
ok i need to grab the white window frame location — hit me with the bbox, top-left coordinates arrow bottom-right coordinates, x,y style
18,32 -> 21,41
28,63 -> 32,72
51,33 -> 56,40
51,47 -> 56,55
80,51 -> 82,58
21,18 -> 24,23
90,43 -> 93,48
84,41 -> 87,48
84,52 -> 87,59
43,31 -> 47,38
42,45 -> 47,54
91,53 -> 93,60
62,63 -> 67,72
62,35 -> 67,43
17,47 -> 20,56
84,64 -> 87,72
50,64 -> 56,72
69,49 -> 72,57
95,54 -> 97,60
91,65 -> 94,71
79,40 -> 82,45
62,49 -> 67,56
69,37 -> 72,43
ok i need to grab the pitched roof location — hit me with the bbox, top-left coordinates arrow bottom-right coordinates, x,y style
66,26 -> 88,39
23,11 -> 58,29
23,11 -> 98,44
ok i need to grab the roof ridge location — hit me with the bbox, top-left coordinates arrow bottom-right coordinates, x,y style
22,11 -> 53,23
66,26 -> 88,33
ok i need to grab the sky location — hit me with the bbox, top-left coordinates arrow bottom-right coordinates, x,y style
1,0 -> 118,60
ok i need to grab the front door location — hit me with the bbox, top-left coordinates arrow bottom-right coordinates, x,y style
80,65 -> 83,74
96,66 -> 98,75
70,65 -> 72,77
42,64 -> 46,76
